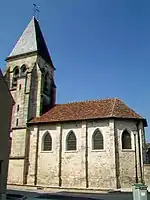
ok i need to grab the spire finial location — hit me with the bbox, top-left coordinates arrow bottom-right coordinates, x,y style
33,4 -> 40,20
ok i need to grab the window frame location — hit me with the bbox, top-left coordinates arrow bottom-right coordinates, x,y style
92,128 -> 104,151
41,132 -> 52,152
13,66 -> 19,76
20,64 -> 27,77
121,129 -> 132,151
66,131 -> 77,152
12,66 -> 19,88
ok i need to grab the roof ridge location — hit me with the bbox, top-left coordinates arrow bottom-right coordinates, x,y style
56,97 -> 117,106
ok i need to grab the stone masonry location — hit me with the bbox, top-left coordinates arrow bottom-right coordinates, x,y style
26,119 -> 145,189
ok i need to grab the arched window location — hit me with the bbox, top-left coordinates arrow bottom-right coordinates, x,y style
14,67 -> 19,76
122,130 -> 131,149
20,64 -> 27,76
92,129 -> 103,150
42,132 -> 52,151
66,131 -> 76,151
12,66 -> 19,88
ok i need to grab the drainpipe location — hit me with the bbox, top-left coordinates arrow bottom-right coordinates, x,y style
136,121 -> 143,183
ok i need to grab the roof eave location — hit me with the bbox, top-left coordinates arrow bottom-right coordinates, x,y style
6,51 -> 38,61
111,116 -> 147,127
6,51 -> 56,70
27,116 -> 147,127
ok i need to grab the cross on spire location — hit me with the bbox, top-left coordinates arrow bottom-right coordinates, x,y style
33,4 -> 40,20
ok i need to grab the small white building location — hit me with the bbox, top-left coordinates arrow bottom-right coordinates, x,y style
0,69 -> 14,200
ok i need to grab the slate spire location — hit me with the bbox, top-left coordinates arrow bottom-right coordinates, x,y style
7,17 -> 54,67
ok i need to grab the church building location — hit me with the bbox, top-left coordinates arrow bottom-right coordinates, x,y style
4,17 -> 147,189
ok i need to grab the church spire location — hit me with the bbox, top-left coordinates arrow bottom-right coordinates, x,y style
6,17 -> 54,68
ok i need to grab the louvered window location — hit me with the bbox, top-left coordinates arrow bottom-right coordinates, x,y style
122,130 -> 131,149
43,132 -> 52,151
20,64 -> 27,76
66,131 -> 76,151
92,129 -> 103,150
12,66 -> 19,88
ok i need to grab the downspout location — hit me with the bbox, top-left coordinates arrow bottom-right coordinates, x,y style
85,120 -> 89,188
34,127 -> 39,185
58,123 -> 62,187
136,121 -> 143,183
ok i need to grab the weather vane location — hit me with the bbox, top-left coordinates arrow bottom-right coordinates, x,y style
33,4 -> 40,20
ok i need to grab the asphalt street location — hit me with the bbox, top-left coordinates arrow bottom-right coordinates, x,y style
7,188 -> 150,200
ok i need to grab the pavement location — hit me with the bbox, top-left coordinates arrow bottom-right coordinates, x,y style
6,185 -> 150,200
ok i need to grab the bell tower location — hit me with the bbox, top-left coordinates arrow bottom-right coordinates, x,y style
4,17 -> 56,128
4,17 -> 56,184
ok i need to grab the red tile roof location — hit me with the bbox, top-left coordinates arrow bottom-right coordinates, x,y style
29,98 -> 147,126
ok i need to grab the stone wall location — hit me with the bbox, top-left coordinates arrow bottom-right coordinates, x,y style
26,118 -> 144,189
9,129 -> 26,157
144,165 -> 150,187
61,121 -> 86,188
88,120 -> 116,189
7,54 -> 45,185
7,128 -> 27,184
37,125 -> 60,186
7,54 -> 37,128
115,120 -> 144,188
8,119 -> 148,189
7,160 -> 24,184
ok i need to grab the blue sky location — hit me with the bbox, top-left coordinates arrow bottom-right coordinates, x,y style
0,0 -> 150,140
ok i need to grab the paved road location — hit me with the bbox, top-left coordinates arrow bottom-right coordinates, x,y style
7,189 -> 150,200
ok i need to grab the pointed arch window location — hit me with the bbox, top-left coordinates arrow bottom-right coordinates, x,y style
66,131 -> 76,151
12,66 -> 19,88
92,129 -> 104,150
122,130 -> 131,149
42,132 -> 52,151
20,64 -> 27,76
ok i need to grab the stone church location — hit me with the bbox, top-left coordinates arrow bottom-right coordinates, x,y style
3,17 -> 148,189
